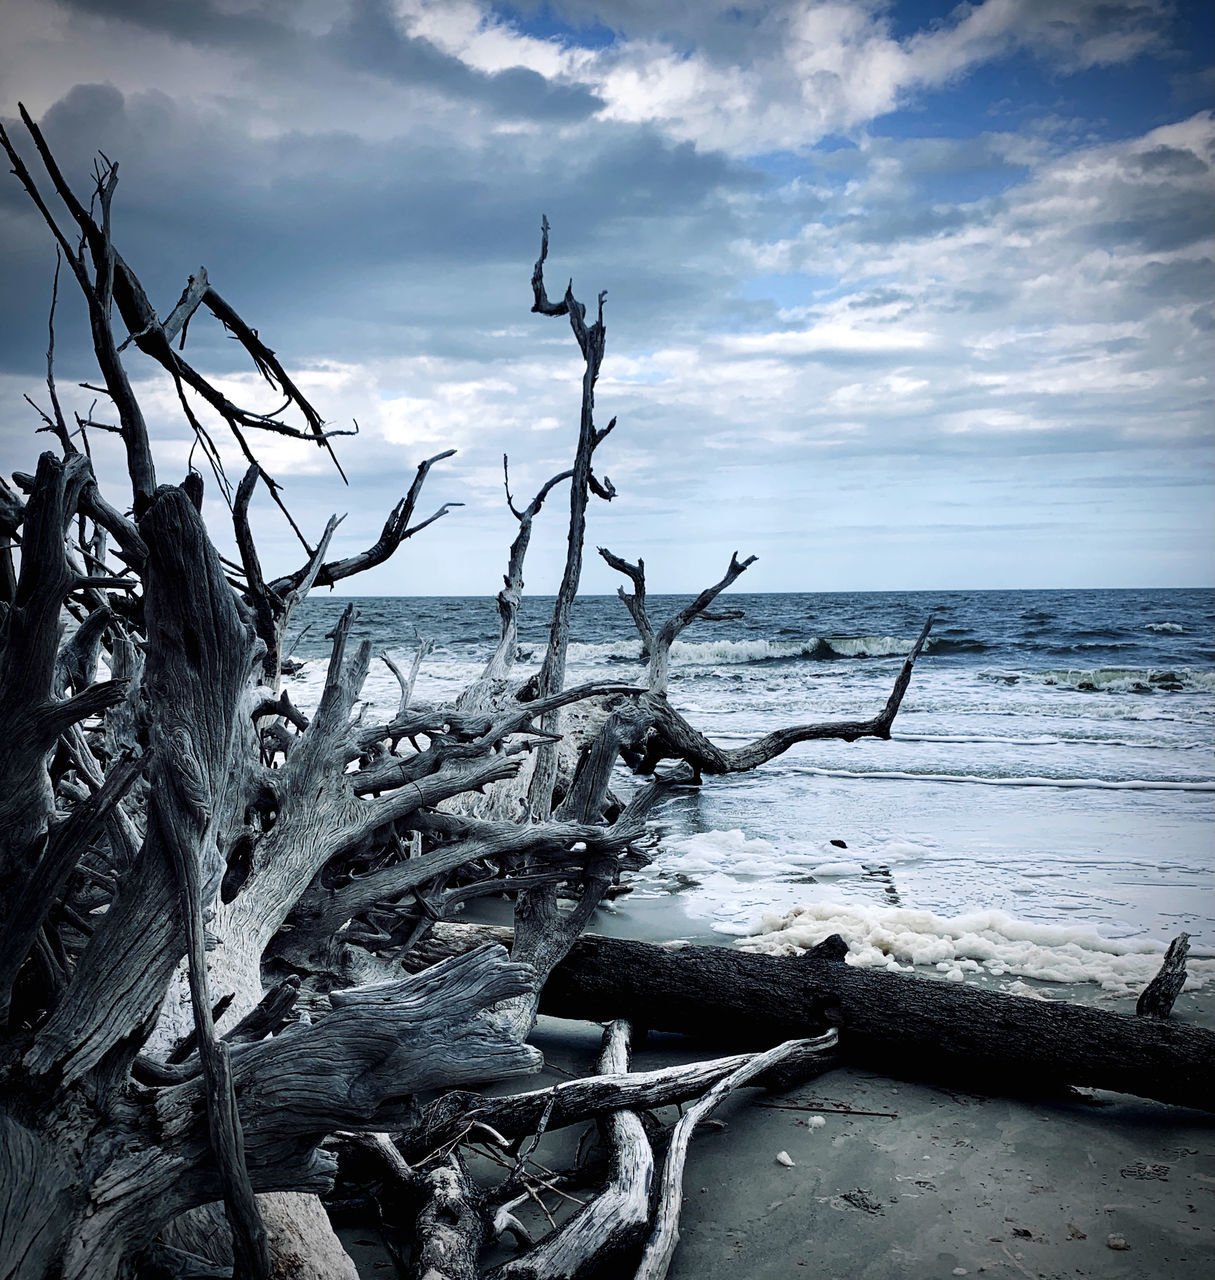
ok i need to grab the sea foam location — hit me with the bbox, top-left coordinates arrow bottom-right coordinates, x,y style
659,829 -> 924,881
980,666 -> 1215,694
740,902 -> 1214,995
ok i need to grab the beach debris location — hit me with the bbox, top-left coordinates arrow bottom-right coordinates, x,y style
1120,1161 -> 1169,1180
636,1037 -> 835,1280
841,1188 -> 885,1215
487,1020 -> 653,1280
429,924 -> 1215,1113
1066,1223 -> 1087,1240
776,1150 -> 796,1167
1106,1233 -> 1131,1250
760,1101 -> 899,1118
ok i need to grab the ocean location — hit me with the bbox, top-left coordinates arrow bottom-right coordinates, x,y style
285,587 -> 1215,999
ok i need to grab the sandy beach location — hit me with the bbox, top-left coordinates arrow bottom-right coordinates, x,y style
341,896 -> 1214,1279
292,591 -> 1213,1279
504,1003 -> 1214,1280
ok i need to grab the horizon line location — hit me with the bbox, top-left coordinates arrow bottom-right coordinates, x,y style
305,585 -> 1215,598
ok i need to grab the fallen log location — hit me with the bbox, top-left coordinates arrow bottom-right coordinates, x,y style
412,924 -> 1215,1112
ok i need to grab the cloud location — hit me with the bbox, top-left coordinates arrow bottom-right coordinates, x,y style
0,1 -> 1210,591
494,0 -> 1177,154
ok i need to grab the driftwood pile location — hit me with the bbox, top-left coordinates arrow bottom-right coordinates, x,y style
0,110 -> 1209,1280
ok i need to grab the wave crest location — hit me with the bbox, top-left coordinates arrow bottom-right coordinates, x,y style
980,666 -> 1215,694
563,634 -> 932,666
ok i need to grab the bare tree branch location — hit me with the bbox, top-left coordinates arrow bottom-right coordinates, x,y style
646,551 -> 757,694
267,449 -> 458,597
639,616 -> 935,775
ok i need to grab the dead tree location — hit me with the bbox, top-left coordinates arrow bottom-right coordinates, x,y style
412,924 -> 1215,1112
0,114 -> 588,1280
2,112 -> 1121,1280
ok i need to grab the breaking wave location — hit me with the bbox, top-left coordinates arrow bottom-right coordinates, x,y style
894,731 -> 1208,750
797,766 -> 1214,792
1145,621 -> 1184,633
979,666 -> 1215,694
562,633 -> 949,666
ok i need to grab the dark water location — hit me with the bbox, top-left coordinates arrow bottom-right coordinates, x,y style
289,587 -> 1213,679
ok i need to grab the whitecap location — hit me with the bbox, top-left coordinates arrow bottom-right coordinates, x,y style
980,666 -> 1214,694
818,634 -> 920,659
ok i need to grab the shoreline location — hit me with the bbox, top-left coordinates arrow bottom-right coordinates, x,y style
342,901 -> 1215,1278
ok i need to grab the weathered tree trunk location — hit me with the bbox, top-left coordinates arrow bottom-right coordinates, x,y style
413,924 -> 1215,1112
408,1156 -> 486,1280
1137,932 -> 1190,1019
0,119 -> 604,1280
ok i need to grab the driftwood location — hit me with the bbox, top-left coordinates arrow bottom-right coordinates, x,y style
408,1155 -> 486,1280
4,109 -> 1160,1280
1137,932 -> 1190,1019
402,1035 -> 840,1163
484,1019 -> 653,1280
413,924 -> 1215,1112
0,116 -> 640,1280
635,1036 -> 834,1280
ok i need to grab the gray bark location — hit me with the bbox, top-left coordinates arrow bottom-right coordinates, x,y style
1137,932 -> 1190,1019
413,924 -> 1215,1112
408,1156 -> 486,1280
484,1019 -> 653,1280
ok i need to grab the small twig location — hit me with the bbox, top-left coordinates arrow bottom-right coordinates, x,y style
525,1184 -> 558,1231
757,1102 -> 898,1118
511,1086 -> 557,1171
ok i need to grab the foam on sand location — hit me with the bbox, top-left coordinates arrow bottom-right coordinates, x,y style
658,829 -> 921,882
659,828 -> 805,878
739,902 -> 1215,995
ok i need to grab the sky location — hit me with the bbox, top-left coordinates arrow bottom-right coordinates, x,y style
0,0 -> 1211,595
